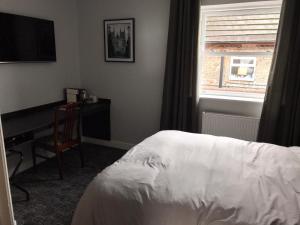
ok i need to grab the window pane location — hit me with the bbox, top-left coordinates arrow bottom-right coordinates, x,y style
201,53 -> 273,99
232,59 -> 241,64
199,5 -> 281,99
233,58 -> 255,65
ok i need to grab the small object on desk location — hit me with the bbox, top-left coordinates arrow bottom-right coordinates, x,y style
65,88 -> 88,103
66,88 -> 79,103
84,95 -> 98,104
91,95 -> 98,103
79,89 -> 88,103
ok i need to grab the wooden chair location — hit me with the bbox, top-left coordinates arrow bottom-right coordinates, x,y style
31,103 -> 84,179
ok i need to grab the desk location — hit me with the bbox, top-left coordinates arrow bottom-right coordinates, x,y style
2,99 -> 111,147
2,101 -> 63,148
1,99 -> 110,201
2,101 -> 64,202
81,100 -> 111,140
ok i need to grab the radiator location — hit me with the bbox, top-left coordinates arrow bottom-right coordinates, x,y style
202,112 -> 260,141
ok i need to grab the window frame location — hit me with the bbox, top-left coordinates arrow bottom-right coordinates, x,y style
198,0 -> 283,100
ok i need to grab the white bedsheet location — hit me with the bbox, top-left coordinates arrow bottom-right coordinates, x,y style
72,131 -> 300,225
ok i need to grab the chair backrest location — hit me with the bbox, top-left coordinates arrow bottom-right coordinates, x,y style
54,103 -> 80,146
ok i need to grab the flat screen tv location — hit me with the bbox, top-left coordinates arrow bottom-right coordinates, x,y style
0,12 -> 56,62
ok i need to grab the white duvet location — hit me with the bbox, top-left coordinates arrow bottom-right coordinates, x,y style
72,131 -> 300,225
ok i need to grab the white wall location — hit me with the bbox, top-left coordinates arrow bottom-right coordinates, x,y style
77,0 -> 270,146
77,0 -> 170,145
0,0 -> 81,114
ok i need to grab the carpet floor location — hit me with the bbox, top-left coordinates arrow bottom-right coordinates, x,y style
10,143 -> 126,225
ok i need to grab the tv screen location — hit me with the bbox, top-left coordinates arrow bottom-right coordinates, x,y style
0,12 -> 56,62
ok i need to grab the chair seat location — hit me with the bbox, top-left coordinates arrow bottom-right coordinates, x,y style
35,134 -> 80,152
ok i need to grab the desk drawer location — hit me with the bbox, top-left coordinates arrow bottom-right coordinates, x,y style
5,132 -> 34,148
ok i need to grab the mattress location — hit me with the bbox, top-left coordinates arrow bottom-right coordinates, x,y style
72,131 -> 300,225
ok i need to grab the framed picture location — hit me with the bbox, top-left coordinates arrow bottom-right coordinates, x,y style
104,18 -> 135,62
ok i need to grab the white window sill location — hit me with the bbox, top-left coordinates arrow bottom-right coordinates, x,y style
199,94 -> 264,103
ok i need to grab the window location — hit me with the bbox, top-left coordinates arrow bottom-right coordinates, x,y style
230,57 -> 256,81
198,1 -> 282,99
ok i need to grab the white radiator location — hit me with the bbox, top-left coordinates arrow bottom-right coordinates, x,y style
202,112 -> 260,141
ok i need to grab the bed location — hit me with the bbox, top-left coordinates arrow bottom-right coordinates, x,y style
72,131 -> 300,225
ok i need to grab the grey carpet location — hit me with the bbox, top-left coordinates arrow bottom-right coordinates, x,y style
11,143 -> 126,225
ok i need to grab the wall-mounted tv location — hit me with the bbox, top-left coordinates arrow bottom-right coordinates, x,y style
0,12 -> 56,62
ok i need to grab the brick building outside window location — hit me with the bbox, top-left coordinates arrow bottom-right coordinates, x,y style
199,2 -> 282,99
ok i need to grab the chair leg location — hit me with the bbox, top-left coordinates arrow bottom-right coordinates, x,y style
11,182 -> 30,202
56,151 -> 64,180
31,144 -> 37,172
7,149 -> 30,202
78,144 -> 84,168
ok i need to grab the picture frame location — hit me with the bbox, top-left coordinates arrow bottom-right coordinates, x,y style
104,18 -> 135,63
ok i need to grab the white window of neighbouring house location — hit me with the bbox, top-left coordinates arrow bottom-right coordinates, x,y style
230,56 -> 256,81
198,1 -> 282,100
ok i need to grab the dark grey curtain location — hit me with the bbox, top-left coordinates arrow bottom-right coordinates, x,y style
160,0 -> 200,132
257,0 -> 300,146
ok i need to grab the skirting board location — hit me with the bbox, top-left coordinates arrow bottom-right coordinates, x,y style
82,137 -> 135,151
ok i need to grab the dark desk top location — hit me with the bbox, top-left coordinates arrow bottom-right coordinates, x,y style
2,109 -> 54,139
1,101 -> 63,139
1,99 -> 111,139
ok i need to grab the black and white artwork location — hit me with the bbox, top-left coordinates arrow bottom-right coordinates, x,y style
104,18 -> 135,62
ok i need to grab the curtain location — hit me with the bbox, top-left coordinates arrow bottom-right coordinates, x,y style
160,0 -> 200,132
257,0 -> 300,146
